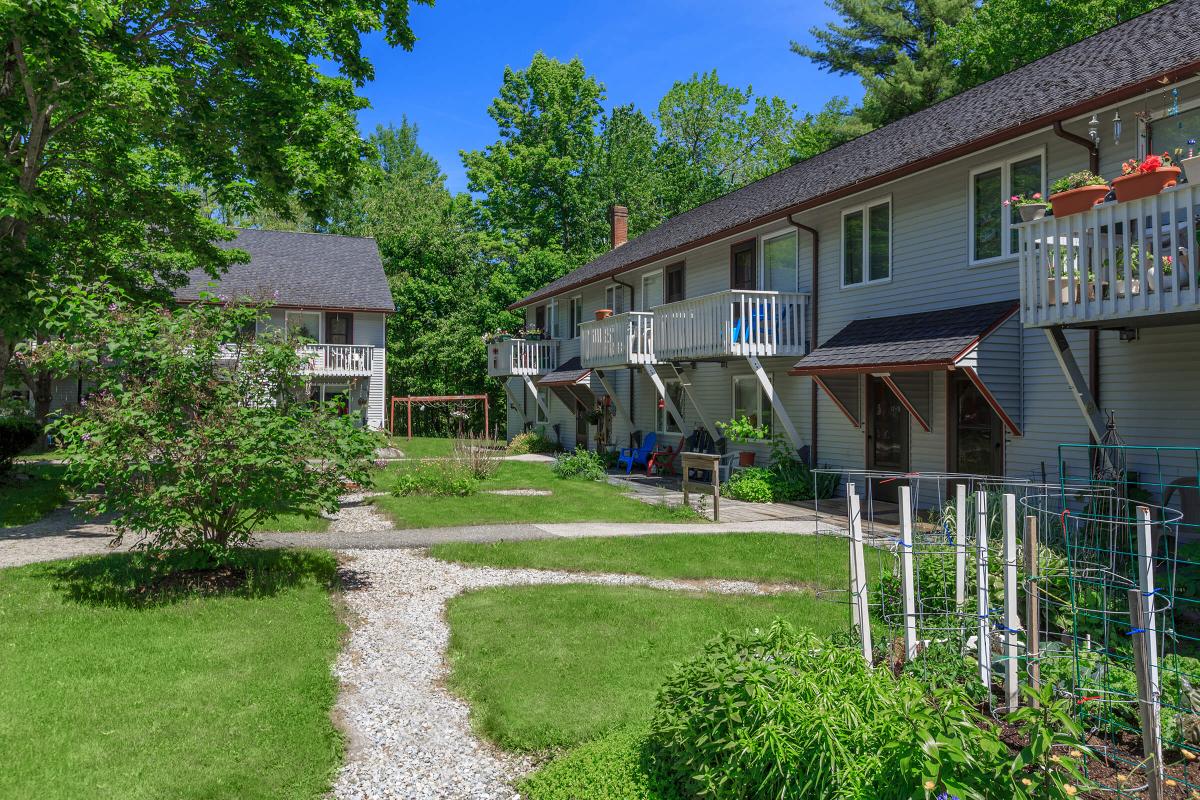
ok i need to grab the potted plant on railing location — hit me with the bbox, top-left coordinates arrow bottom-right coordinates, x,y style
1112,152 -> 1180,203
524,326 -> 545,341
717,415 -> 770,467
495,328 -> 512,342
594,308 -> 613,321
1048,170 -> 1110,217
1004,192 -> 1050,222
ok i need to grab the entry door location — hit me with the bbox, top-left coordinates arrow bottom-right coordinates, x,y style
730,240 -> 757,290
950,374 -> 1004,476
866,376 -> 910,503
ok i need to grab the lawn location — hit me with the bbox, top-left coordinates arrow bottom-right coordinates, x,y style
255,511 -> 331,533
0,549 -> 344,800
371,460 -> 699,528
385,435 -> 506,459
0,463 -> 68,527
432,532 -> 878,586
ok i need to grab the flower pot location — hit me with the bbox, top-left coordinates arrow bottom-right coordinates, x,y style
594,309 -> 613,321
1112,166 -> 1180,203
1048,185 -> 1109,217
738,451 -> 756,467
1181,155 -> 1200,185
1018,203 -> 1048,222
497,334 -> 512,342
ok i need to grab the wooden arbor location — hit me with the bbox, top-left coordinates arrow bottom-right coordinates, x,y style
389,394 -> 490,439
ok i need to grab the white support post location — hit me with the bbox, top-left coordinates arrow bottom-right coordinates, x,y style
847,482 -> 860,630
1044,327 -> 1107,445
976,490 -> 992,701
955,483 -> 967,613
1003,493 -> 1020,711
669,365 -> 720,442
1136,505 -> 1164,779
899,485 -> 918,661
522,375 -> 551,421
644,364 -> 687,435
746,354 -> 803,452
503,382 -> 528,429
848,489 -> 873,666
594,371 -> 632,434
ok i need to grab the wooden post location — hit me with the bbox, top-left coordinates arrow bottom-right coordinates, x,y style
848,490 -> 872,665
483,396 -> 490,441
899,485 -> 918,661
711,458 -> 720,523
681,453 -> 720,523
1003,493 -> 1020,711
407,398 -> 413,440
1024,515 -> 1041,706
1128,588 -> 1164,800
1136,506 -> 1164,784
976,490 -> 992,702
847,482 -> 860,630
955,483 -> 968,613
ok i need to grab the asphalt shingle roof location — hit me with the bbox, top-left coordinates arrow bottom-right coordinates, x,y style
790,300 -> 1019,373
516,0 -> 1200,309
538,356 -> 592,386
175,228 -> 395,313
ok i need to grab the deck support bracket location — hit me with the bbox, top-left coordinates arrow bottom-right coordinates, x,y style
502,381 -> 529,429
645,363 -> 688,437
522,375 -> 551,422
747,355 -> 804,452
594,370 -> 633,435
666,364 -> 720,442
1044,327 -> 1106,443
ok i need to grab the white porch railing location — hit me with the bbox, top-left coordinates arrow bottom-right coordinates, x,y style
579,311 -> 656,368
300,344 -> 375,376
1018,182 -> 1200,327
486,338 -> 558,377
651,290 -> 810,361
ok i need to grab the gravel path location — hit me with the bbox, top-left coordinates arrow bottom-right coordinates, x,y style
327,492 -> 393,533
331,547 -> 793,800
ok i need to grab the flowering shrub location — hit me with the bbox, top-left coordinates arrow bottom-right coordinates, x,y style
1050,170 -> 1107,194
1122,151 -> 1173,175
1003,192 -> 1047,207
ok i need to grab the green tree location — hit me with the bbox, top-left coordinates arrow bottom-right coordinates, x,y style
938,0 -> 1171,90
596,104 -> 666,237
792,0 -> 972,126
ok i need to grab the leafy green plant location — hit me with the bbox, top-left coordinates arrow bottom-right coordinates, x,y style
1005,684 -> 1091,798
507,429 -> 558,455
393,460 -> 478,497
903,639 -> 988,704
722,467 -> 774,502
1050,170 -> 1107,194
552,447 -> 607,481
716,415 -> 769,443
0,414 -> 42,476
452,434 -> 501,480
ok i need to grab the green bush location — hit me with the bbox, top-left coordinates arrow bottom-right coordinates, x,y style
393,460 -> 478,497
722,467 -> 774,502
507,429 -> 558,455
552,447 -> 607,481
720,440 -> 840,504
519,725 -> 679,800
0,415 -> 42,475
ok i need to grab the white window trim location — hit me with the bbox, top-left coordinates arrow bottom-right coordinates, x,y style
285,309 -> 324,342
731,375 -> 772,436
570,295 -> 582,339
640,270 -> 663,311
760,230 -> 799,292
545,299 -> 559,339
967,147 -> 1046,267
840,194 -> 893,289
604,284 -> 623,314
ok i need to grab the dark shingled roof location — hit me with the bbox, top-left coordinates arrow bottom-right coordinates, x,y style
790,300 -> 1019,373
175,228 -> 395,313
538,356 -> 592,386
516,0 -> 1200,309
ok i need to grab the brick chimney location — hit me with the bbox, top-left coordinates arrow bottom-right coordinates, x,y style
608,204 -> 628,249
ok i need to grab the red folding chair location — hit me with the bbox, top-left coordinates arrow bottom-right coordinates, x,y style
648,436 -> 686,476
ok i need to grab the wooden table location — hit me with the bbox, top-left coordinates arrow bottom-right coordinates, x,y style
681,452 -> 721,522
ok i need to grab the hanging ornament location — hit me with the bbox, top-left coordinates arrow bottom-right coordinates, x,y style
1112,111 -> 1122,145
1170,86 -> 1181,117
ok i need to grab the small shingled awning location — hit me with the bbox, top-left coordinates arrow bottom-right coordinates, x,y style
790,300 -> 1022,435
538,356 -> 596,409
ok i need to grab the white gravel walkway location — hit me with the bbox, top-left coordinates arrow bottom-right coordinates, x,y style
330,547 -> 789,800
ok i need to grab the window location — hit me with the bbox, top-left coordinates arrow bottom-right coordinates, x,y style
285,310 -> 321,341
547,300 -> 560,339
536,388 -> 550,423
1149,106 -> 1200,162
641,271 -> 663,310
763,231 -> 798,291
569,296 -> 582,338
325,312 -> 353,344
731,375 -> 770,433
730,239 -> 757,290
969,150 -> 1044,264
665,262 -> 686,303
656,379 -> 684,434
842,198 -> 891,286
605,284 -> 625,314
535,304 -> 547,334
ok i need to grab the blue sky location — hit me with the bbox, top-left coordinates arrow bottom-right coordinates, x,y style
351,1 -> 864,194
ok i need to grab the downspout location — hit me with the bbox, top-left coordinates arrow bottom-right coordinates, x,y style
789,213 -> 819,466
1052,120 -> 1103,439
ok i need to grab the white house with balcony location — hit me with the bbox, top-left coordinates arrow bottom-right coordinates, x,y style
176,228 -> 393,429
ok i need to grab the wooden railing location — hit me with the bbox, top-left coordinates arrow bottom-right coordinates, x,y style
652,290 -> 810,360
300,344 -> 375,375
486,338 -> 558,377
1018,183 -> 1200,327
579,311 -> 656,367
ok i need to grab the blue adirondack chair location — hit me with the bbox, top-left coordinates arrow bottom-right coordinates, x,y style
617,431 -> 658,475
731,307 -> 782,344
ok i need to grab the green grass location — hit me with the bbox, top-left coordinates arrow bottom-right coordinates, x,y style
385,435 -> 506,459
518,724 -> 671,800
0,463 -> 68,527
0,549 -> 344,800
432,532 -> 877,586
254,511 -> 331,533
446,583 -> 843,751
371,460 -> 699,528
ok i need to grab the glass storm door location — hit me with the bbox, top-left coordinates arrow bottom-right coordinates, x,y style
951,374 -> 1003,476
866,376 -> 909,503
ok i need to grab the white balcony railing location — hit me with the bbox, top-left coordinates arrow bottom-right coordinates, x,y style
1018,182 -> 1200,327
486,338 -> 558,377
652,290 -> 810,361
579,311 -> 656,368
300,344 -> 375,376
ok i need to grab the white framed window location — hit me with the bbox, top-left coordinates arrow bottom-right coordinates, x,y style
547,299 -> 560,339
656,379 -> 684,434
569,296 -> 582,338
640,270 -> 663,311
763,230 -> 799,292
841,196 -> 891,287
969,148 -> 1045,264
604,284 -> 624,314
731,375 -> 770,433
536,388 -> 550,424
285,310 -> 322,341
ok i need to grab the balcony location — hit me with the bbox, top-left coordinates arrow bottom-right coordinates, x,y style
1018,183 -> 1200,328
300,344 -> 375,376
651,290 -> 810,361
486,338 -> 559,377
579,311 -> 656,368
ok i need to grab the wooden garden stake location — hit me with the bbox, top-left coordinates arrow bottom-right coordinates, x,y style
847,482 -> 859,630
976,490 -> 991,702
848,490 -> 872,665
1128,588 -> 1164,800
1136,506 -> 1161,713
1002,493 -> 1019,711
899,485 -> 918,661
955,483 -> 968,612
1024,515 -> 1041,706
